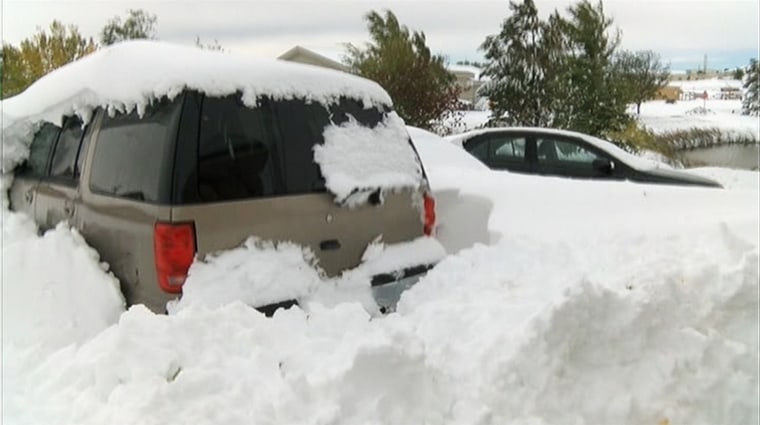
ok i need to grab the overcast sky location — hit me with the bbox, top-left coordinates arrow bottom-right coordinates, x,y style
2,0 -> 758,71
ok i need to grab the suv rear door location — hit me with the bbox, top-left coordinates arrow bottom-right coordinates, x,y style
34,116 -> 91,230
171,93 -> 426,276
76,98 -> 182,312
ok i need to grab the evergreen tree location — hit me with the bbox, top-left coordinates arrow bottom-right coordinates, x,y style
559,0 -> 629,136
101,9 -> 157,46
2,21 -> 97,98
732,67 -> 744,81
742,58 -> 759,116
345,10 -> 460,129
479,0 -> 630,136
480,0 -> 560,127
615,50 -> 670,114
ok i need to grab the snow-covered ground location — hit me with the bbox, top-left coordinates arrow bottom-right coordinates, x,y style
1,44 -> 758,424
636,98 -> 758,139
3,125 -> 759,424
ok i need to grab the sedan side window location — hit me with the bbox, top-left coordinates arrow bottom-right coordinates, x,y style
464,138 -> 489,162
535,137 -> 613,179
537,138 -> 601,165
491,137 -> 526,160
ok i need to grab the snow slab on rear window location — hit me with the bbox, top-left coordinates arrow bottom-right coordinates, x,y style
1,40 -> 391,129
315,113 -> 424,205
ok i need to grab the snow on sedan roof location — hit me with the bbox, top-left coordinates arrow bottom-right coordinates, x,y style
1,40 -> 392,128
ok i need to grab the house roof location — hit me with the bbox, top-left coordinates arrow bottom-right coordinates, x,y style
277,46 -> 348,72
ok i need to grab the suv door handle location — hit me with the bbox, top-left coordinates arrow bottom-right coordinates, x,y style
64,200 -> 75,217
24,190 -> 34,204
319,239 -> 341,251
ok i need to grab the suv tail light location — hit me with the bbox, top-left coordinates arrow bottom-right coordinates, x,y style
423,192 -> 436,236
154,222 -> 196,293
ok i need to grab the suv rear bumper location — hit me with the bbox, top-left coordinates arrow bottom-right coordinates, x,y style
371,264 -> 434,313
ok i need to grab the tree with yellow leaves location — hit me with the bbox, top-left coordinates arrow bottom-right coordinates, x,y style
2,21 -> 97,99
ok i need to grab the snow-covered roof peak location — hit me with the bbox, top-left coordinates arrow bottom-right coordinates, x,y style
3,40 -> 392,127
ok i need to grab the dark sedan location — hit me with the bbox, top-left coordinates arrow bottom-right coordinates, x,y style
446,127 -> 722,188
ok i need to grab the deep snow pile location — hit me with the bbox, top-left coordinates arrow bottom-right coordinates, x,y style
4,148 -> 758,424
0,177 -> 125,352
2,110 -> 759,423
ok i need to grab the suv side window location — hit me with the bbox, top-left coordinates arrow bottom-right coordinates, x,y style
20,123 -> 60,177
90,97 -> 182,202
49,116 -> 86,182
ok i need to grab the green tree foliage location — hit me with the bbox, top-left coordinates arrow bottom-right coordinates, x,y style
345,10 -> 460,129
732,67 -> 745,81
481,0 -> 643,137
101,9 -> 157,46
480,0 -> 565,127
559,0 -> 629,136
742,58 -> 759,116
615,50 -> 670,115
1,21 -> 97,99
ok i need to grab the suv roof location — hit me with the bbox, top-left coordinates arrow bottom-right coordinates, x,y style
2,40 -> 392,130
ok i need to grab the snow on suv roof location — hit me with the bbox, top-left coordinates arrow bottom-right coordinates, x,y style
2,40 -> 392,128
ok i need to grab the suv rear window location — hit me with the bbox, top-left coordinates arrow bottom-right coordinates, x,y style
89,97 -> 182,202
194,95 -> 387,203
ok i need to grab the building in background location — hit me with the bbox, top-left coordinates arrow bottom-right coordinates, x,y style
277,46 -> 348,72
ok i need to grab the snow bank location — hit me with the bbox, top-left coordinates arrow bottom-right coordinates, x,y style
1,221 -> 125,350
4,220 -> 756,425
169,235 -> 446,315
1,176 -> 125,349
2,113 -> 758,424
398,227 -> 758,424
407,126 -> 488,171
315,113 -> 424,205
685,167 -> 760,190
168,238 -> 324,314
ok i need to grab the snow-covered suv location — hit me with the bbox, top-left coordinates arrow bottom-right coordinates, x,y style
4,41 -> 441,314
